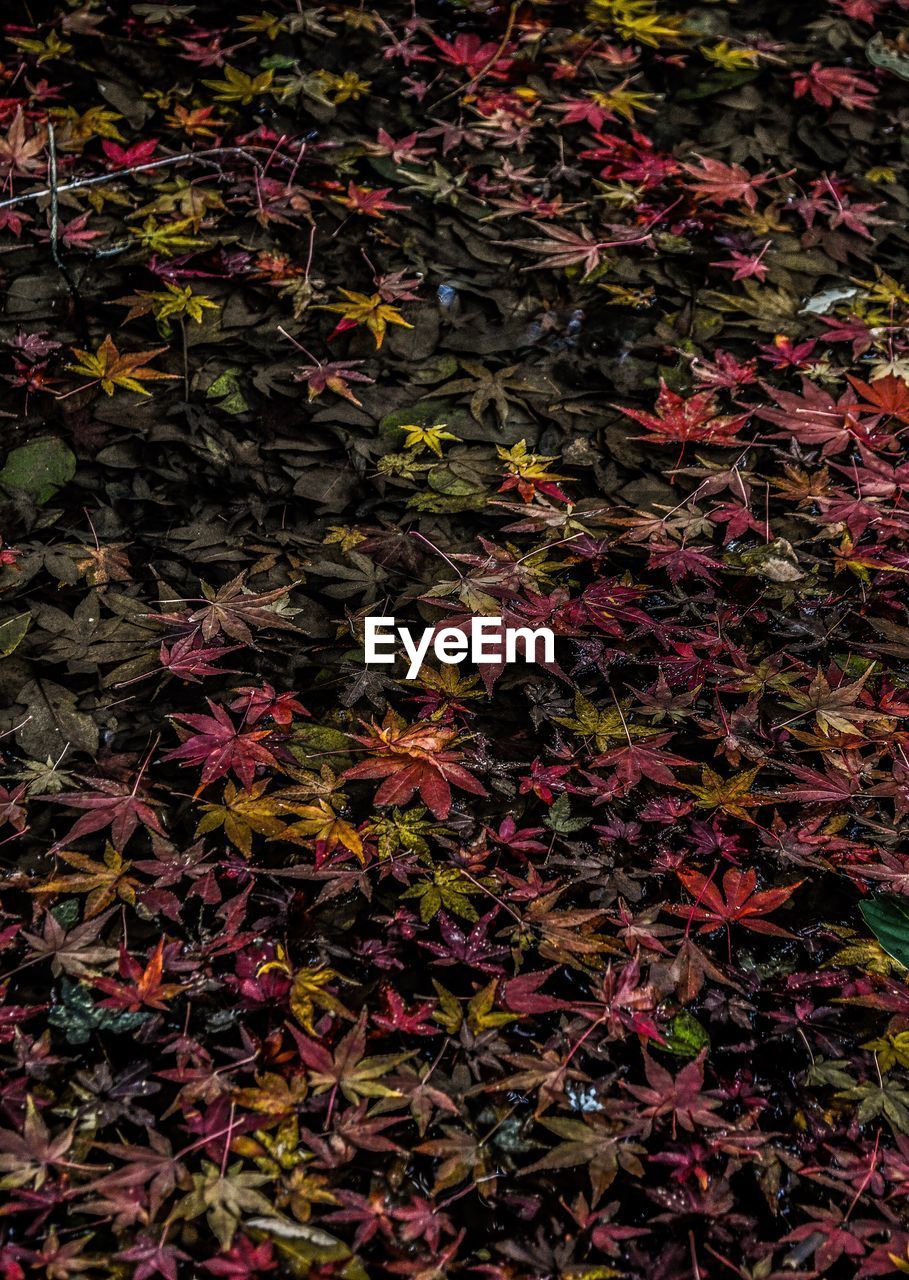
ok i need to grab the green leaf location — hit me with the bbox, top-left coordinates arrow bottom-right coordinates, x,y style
289,723 -> 351,760
658,1011 -> 710,1059
49,978 -> 146,1046
0,613 -> 30,658
545,793 -> 588,835
246,1218 -> 363,1280
860,896 -> 909,968
0,438 -> 76,504
206,368 -> 249,414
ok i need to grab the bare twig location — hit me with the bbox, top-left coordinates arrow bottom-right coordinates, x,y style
433,1 -> 519,107
0,144 -> 303,214
46,121 -> 87,339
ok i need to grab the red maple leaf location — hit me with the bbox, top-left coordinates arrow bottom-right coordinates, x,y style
428,31 -> 513,77
681,155 -> 778,209
646,543 -> 724,585
589,733 -> 689,791
335,182 -> 408,219
292,357 -> 374,406
344,712 -> 486,820
669,867 -> 802,937
792,63 -> 878,111
162,700 -> 279,792
158,634 -> 242,682
94,939 -> 186,1013
101,138 -> 159,168
229,682 -> 308,726
778,759 -> 866,805
846,373 -> 909,424
615,381 -> 749,445
754,378 -> 889,455
373,987 -> 438,1037
52,774 -> 167,850
513,222 -> 653,275
621,1051 -> 724,1137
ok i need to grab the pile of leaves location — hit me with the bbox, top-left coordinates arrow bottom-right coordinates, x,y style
3,0 -> 909,1275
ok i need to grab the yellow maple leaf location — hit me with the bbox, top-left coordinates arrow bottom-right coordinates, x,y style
317,290 -> 412,349
288,966 -> 354,1034
195,779 -> 287,857
68,336 -> 178,396
279,798 -> 364,861
201,65 -> 275,104
683,765 -> 763,820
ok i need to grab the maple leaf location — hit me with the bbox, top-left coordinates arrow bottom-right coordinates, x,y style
68,336 -> 178,396
51,773 -> 167,850
373,987 -> 438,1037
177,572 -> 303,644
292,357 -> 374,406
116,1236 -> 189,1280
0,107 -> 46,174
781,1206 -> 874,1270
102,137 -> 158,168
201,65 -> 275,103
335,182 -> 408,218
521,1114 -> 645,1202
711,241 -> 772,282
670,867 -> 802,937
94,939 -> 186,1012
159,634 -> 242,682
497,438 -> 571,503
754,378 -> 883,456
278,798 -> 364,861
682,764 -> 763,819
231,1071 -> 308,1118
682,155 -> 778,208
195,779 -> 287,857
391,1197 -> 455,1253
777,758 -> 866,805
0,1097 -> 77,1190
511,221 -> 653,275
847,373 -> 909,424
317,290 -> 412,349
555,691 -> 656,752
589,732 -> 689,790
293,1014 -> 410,1105
621,1051 -> 724,1137
163,700 -> 280,792
129,216 -> 209,257
171,1161 -> 276,1250
21,910 -> 118,978
647,542 -> 723,585
229,682 -> 307,727
416,1126 -> 496,1197
615,381 -> 749,444
426,360 -> 548,428
32,845 -> 140,918
779,665 -> 879,737
403,868 -> 486,923
287,965 -> 355,1035
792,63 -> 878,110
344,711 -> 486,820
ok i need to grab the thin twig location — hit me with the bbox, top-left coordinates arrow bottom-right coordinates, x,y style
0,145 -> 300,214
434,1 -> 519,107
47,121 -> 87,339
